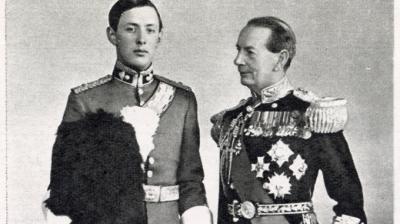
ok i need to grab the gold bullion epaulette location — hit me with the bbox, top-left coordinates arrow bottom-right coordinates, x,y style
293,88 -> 348,133
154,75 -> 192,92
72,75 -> 112,94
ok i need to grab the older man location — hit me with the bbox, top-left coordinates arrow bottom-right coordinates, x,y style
44,0 -> 211,223
211,17 -> 366,224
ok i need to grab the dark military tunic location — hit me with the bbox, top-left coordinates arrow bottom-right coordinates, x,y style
46,62 -> 208,224
211,77 -> 366,224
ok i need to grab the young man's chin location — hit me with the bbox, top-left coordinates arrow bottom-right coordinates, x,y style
125,60 -> 151,71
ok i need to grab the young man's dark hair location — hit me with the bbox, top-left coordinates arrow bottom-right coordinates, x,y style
108,0 -> 163,31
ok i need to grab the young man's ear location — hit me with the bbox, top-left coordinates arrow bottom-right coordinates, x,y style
106,27 -> 118,46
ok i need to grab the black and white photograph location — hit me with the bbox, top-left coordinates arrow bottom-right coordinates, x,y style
1,0 -> 397,223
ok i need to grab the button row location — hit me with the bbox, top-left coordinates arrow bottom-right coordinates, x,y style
140,157 -> 156,178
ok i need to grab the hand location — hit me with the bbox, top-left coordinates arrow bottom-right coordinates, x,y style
332,215 -> 362,224
46,212 -> 72,224
181,206 -> 213,224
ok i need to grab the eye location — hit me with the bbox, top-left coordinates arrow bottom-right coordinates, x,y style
246,49 -> 256,56
147,28 -> 156,33
125,26 -> 136,32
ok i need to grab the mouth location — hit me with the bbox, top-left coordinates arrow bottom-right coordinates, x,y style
238,66 -> 251,75
239,70 -> 252,76
133,49 -> 149,56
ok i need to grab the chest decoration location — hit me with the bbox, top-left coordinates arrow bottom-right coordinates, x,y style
268,140 -> 294,167
263,173 -> 292,199
244,111 -> 312,139
250,140 -> 308,199
251,157 -> 270,178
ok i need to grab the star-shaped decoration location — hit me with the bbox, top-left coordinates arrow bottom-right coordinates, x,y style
251,156 -> 270,178
267,139 -> 294,167
289,154 -> 308,180
262,172 -> 292,199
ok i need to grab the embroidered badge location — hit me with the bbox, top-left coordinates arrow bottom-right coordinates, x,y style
251,156 -> 270,178
263,172 -> 292,199
267,140 -> 294,167
289,154 -> 308,180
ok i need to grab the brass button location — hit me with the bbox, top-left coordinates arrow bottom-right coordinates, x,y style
148,157 -> 155,165
246,106 -> 254,113
147,170 -> 153,178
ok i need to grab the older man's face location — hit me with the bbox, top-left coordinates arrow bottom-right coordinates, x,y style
234,26 -> 280,92
109,6 -> 162,71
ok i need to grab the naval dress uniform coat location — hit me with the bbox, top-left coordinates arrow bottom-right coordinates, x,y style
45,62 -> 208,224
211,77 -> 366,224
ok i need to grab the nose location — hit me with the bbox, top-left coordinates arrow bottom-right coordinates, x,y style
136,29 -> 147,45
234,51 -> 244,66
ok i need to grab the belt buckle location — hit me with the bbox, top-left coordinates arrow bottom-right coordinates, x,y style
143,185 -> 161,202
240,201 -> 257,219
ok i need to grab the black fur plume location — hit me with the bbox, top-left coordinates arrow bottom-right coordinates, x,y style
45,110 -> 146,224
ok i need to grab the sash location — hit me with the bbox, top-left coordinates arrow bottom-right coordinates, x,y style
220,111 -> 290,224
142,82 -> 176,116
230,141 -> 290,224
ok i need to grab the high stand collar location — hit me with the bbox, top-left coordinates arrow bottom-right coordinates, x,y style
252,76 -> 294,104
113,61 -> 155,87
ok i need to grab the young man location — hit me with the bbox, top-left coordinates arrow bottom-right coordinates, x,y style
211,17 -> 366,224
45,0 -> 211,223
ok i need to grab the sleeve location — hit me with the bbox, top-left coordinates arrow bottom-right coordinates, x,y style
62,92 -> 86,122
317,131 -> 367,224
210,111 -> 225,145
177,91 -> 208,214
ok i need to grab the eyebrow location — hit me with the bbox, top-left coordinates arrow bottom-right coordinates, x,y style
236,44 -> 255,50
124,23 -> 157,27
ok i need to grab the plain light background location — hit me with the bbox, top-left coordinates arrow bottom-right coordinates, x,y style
5,0 -> 393,223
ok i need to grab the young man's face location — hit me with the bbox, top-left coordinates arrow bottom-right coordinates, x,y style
234,25 -> 280,92
108,6 -> 162,71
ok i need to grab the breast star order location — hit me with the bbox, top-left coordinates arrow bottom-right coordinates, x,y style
267,139 -> 294,167
289,154 -> 308,180
263,172 -> 292,199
